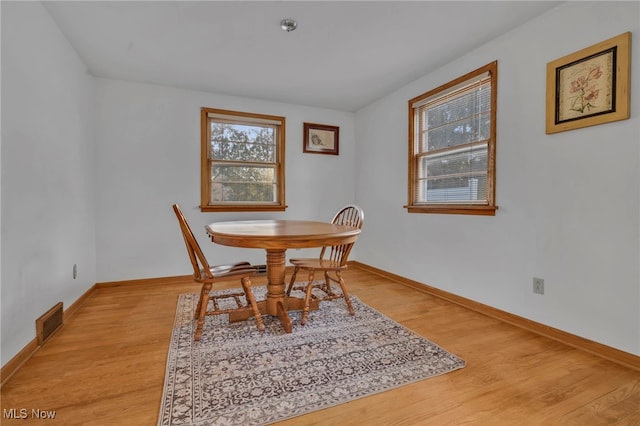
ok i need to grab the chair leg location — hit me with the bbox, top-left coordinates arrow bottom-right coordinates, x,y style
336,271 -> 355,315
241,277 -> 265,332
323,271 -> 335,296
301,270 -> 315,326
195,285 -> 208,320
286,266 -> 299,296
194,283 -> 212,341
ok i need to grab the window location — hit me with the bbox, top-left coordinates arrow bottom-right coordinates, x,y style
407,61 -> 498,216
201,108 -> 286,212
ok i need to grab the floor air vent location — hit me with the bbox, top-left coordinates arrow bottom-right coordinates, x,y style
36,302 -> 63,345
254,264 -> 267,275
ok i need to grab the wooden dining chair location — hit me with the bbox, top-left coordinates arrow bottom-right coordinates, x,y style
285,205 -> 364,325
172,204 -> 264,340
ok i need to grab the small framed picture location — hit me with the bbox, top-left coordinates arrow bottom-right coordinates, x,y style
545,32 -> 631,134
303,122 -> 339,155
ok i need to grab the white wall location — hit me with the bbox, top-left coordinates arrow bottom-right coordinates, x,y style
93,79 -> 356,283
1,2 -> 97,365
355,1 -> 640,356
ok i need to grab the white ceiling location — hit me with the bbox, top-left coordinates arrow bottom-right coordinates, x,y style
43,1 -> 562,112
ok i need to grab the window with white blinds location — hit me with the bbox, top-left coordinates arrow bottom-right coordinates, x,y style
200,108 -> 286,212
407,61 -> 498,216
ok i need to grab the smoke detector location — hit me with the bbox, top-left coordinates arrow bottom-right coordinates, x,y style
280,19 -> 297,32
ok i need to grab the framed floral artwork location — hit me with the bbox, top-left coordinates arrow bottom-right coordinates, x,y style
303,122 -> 339,155
546,32 -> 631,134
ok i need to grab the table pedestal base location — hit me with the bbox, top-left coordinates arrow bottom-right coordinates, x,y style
228,298 -> 319,333
276,301 -> 292,333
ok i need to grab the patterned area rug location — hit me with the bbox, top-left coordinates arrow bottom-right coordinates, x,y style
158,287 -> 465,426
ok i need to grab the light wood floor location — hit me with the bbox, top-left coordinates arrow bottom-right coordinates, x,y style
2,265 -> 639,425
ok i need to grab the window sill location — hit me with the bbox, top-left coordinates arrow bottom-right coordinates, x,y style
405,204 -> 498,216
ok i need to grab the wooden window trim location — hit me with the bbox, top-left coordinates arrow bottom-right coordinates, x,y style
407,61 -> 498,216
200,107 -> 287,212
405,205 -> 498,216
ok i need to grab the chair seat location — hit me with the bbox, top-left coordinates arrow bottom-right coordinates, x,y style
288,258 -> 346,271
206,263 -> 255,279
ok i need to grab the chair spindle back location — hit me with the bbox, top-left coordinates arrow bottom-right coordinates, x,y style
173,204 -> 214,280
321,205 -> 364,266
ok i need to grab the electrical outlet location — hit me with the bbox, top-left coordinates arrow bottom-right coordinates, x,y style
73,264 -> 78,279
533,277 -> 544,295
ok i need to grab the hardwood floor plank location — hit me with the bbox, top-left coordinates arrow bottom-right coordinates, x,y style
2,266 -> 639,425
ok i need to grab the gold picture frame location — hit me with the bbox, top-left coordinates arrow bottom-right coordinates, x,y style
303,122 -> 339,155
546,32 -> 631,134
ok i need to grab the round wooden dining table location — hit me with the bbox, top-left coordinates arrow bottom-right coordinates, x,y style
206,220 -> 361,332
